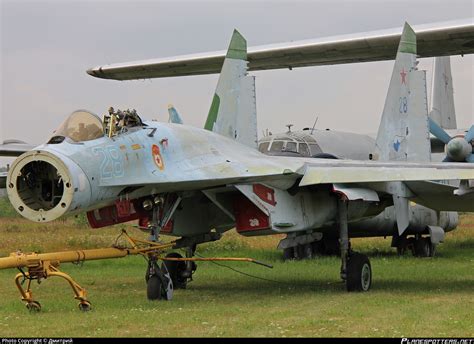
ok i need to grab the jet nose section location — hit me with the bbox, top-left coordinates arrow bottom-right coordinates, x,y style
6,150 -> 91,222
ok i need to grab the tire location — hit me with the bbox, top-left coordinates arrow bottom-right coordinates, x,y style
147,275 -> 162,300
162,253 -> 188,289
282,247 -> 294,261
294,245 -> 305,260
346,253 -> 372,292
414,238 -> 431,257
78,301 -> 91,312
303,243 -> 313,259
26,301 -> 41,312
395,236 -> 408,256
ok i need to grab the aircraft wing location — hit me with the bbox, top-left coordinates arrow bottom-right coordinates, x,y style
87,19 -> 474,80
0,141 -> 35,157
297,163 -> 474,186
405,180 -> 474,212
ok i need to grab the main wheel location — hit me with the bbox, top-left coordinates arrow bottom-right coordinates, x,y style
414,238 -> 431,257
346,253 -> 372,292
311,240 -> 324,256
162,252 -> 188,289
282,247 -> 294,260
303,243 -> 313,259
147,275 -> 163,300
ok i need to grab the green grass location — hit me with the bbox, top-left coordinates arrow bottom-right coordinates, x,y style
0,204 -> 473,337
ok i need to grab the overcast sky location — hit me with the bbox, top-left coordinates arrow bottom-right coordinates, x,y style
1,0 -> 473,162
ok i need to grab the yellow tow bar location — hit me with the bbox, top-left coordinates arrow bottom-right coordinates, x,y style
0,230 -> 272,312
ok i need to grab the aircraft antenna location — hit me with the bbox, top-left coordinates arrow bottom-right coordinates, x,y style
310,115 -> 319,135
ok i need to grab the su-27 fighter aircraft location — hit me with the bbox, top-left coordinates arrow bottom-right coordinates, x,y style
252,55 -> 473,259
2,23 -> 474,311
167,55 -> 471,260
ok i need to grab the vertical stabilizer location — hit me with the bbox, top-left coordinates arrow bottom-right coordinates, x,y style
204,30 -> 258,149
430,56 -> 457,129
375,22 -> 430,163
167,104 -> 184,124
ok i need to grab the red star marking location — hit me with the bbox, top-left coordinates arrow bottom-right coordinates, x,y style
400,68 -> 407,84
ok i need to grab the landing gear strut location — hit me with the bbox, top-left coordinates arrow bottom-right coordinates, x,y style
338,199 -> 372,292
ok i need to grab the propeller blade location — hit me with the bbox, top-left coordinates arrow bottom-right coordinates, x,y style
465,125 -> 474,143
428,118 -> 452,144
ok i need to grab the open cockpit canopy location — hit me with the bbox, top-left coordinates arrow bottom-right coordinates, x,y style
51,110 -> 104,143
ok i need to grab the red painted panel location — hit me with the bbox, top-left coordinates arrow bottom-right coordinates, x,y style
87,202 -> 140,228
252,184 -> 276,206
233,194 -> 270,233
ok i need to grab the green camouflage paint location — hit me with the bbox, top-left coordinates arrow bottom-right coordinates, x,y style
204,94 -> 221,130
398,22 -> 417,54
226,30 -> 247,60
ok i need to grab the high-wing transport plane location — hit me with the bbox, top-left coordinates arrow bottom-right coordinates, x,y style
1,23 -> 473,312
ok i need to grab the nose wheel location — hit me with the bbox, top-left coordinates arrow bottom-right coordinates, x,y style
146,255 -> 173,301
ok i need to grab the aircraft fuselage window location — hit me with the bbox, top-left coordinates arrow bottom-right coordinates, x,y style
285,142 -> 297,152
299,143 -> 310,156
309,143 -> 323,155
270,140 -> 284,152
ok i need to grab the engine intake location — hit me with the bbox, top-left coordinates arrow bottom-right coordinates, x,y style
7,150 -> 92,222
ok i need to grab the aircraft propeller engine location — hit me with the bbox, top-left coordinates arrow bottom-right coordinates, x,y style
429,118 -> 474,162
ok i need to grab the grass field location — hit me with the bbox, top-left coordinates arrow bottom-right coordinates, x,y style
0,199 -> 473,337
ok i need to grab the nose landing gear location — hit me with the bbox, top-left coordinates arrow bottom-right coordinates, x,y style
146,255 -> 173,301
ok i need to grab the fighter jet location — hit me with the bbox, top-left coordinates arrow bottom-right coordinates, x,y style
256,55 -> 471,259
6,24 -> 474,298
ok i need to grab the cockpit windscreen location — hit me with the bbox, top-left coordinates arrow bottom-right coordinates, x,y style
52,110 -> 104,142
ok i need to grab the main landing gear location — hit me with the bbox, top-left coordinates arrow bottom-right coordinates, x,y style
338,199 -> 372,292
394,235 -> 436,257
